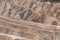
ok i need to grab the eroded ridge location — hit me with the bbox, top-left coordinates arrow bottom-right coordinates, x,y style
0,16 -> 60,40
0,0 -> 60,40
0,0 -> 60,26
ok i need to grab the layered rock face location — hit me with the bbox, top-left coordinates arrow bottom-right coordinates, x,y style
0,0 -> 60,40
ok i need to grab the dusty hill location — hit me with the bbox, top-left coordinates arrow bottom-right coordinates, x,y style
0,0 -> 60,40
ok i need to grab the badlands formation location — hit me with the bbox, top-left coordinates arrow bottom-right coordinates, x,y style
0,0 -> 60,40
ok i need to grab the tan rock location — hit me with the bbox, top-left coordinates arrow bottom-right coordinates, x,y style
0,0 -> 60,40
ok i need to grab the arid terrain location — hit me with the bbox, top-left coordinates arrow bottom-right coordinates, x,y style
0,0 -> 60,40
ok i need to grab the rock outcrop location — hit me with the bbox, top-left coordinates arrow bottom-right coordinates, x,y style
0,0 -> 60,40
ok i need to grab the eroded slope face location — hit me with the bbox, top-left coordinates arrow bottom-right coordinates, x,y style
0,0 -> 60,26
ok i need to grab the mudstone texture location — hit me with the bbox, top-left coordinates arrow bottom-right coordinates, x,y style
0,0 -> 60,40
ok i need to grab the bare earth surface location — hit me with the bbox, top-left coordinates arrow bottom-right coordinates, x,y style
0,0 -> 60,40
